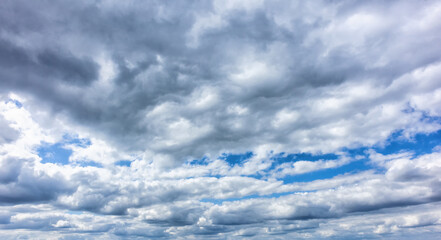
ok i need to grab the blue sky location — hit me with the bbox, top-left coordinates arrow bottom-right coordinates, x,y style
35,122 -> 441,202
1,0 -> 441,239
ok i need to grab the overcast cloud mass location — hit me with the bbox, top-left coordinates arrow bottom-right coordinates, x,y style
1,0 -> 441,239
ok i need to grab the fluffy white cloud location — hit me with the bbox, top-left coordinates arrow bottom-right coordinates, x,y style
1,0 -> 441,239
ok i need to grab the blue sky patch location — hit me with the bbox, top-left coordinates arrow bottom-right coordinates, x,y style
7,99 -> 22,108
219,152 -> 254,166
63,136 -> 92,148
281,159 -> 370,183
276,130 -> 441,183
272,152 -> 339,164
38,142 -> 72,165
187,156 -> 210,166
115,160 -> 132,167
37,136 -> 92,165
188,129 -> 441,183
373,129 -> 441,157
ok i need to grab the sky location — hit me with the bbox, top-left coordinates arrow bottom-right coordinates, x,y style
1,0 -> 441,239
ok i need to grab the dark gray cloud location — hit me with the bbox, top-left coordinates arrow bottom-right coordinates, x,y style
1,0 -> 440,164
0,157 -> 75,204
0,39 -> 99,88
0,115 -> 19,146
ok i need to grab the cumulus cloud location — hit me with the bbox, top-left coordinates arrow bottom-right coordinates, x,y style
1,0 -> 441,239
1,0 -> 440,163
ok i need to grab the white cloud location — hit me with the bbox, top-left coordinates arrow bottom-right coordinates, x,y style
1,0 -> 441,238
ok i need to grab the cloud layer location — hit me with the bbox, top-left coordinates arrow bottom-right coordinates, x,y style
1,0 -> 441,239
